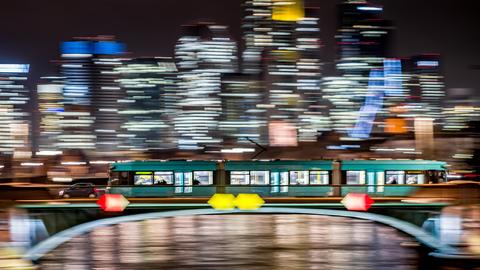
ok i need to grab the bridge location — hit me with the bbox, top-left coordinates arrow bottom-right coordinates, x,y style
4,195 -> 477,269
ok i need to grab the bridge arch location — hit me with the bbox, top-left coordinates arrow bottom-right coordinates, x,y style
24,207 -> 457,261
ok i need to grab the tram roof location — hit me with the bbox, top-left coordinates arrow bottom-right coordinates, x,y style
110,159 -> 447,172
111,160 -> 218,172
224,160 -> 334,171
340,160 -> 447,171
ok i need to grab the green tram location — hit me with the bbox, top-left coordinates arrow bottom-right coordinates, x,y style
107,160 -> 447,197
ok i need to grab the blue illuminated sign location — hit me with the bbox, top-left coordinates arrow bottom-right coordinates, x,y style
93,41 -> 125,55
61,41 -> 93,55
61,41 -> 125,55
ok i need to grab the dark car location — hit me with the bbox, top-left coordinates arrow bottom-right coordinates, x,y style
58,183 -> 99,198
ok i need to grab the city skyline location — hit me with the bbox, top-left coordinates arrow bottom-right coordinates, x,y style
0,0 -> 477,177
0,2 -> 479,269
0,0 -> 479,93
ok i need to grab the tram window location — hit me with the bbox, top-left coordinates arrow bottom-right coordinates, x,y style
231,171 -> 250,185
109,172 -> 119,185
406,173 -> 424,184
290,171 -> 309,185
134,172 -> 153,185
250,171 -> 269,185
385,171 -> 405,184
193,171 -> 213,185
310,171 -> 329,185
154,172 -> 173,185
346,171 -> 366,185
427,170 -> 446,183
119,171 -> 130,185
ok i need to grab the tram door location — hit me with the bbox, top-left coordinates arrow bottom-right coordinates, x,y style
367,172 -> 375,193
376,171 -> 385,193
175,172 -> 193,193
271,172 -> 289,194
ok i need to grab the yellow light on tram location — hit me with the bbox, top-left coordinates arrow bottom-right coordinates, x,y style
208,193 -> 236,210
272,0 -> 305,22
234,193 -> 265,210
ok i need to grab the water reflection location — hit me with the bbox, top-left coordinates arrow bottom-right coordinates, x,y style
40,214 -> 420,269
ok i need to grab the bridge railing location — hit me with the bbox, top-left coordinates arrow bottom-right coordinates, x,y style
101,183 -> 478,200
4,182 -> 477,202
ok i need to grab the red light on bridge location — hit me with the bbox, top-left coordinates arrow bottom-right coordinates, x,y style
341,193 -> 374,211
97,194 -> 129,212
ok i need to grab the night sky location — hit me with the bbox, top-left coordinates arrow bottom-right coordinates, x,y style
1,0 -> 479,94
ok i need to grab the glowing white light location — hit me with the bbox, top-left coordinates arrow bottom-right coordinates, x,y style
357,6 -> 383,11
61,161 -> 87,166
36,150 -> 63,156
89,160 -> 114,164
220,148 -> 256,153
416,61 -> 439,67
52,177 -> 73,182
0,64 -> 30,73
21,162 -> 44,166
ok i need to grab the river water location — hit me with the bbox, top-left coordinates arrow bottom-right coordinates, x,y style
38,214 -> 427,269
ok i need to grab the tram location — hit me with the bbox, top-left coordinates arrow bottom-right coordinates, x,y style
107,159 -> 447,197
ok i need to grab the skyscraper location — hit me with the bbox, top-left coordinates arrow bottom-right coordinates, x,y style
410,54 -> 445,121
241,0 -> 329,144
219,73 -> 268,145
174,23 -> 238,149
37,76 -> 64,154
442,88 -> 480,132
325,0 -> 391,135
58,36 -> 126,154
115,57 -> 178,151
0,64 -> 31,158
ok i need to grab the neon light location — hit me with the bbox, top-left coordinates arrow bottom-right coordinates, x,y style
349,59 -> 403,139
135,172 -> 152,175
342,193 -> 374,211
97,194 -> 130,212
348,69 -> 385,139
